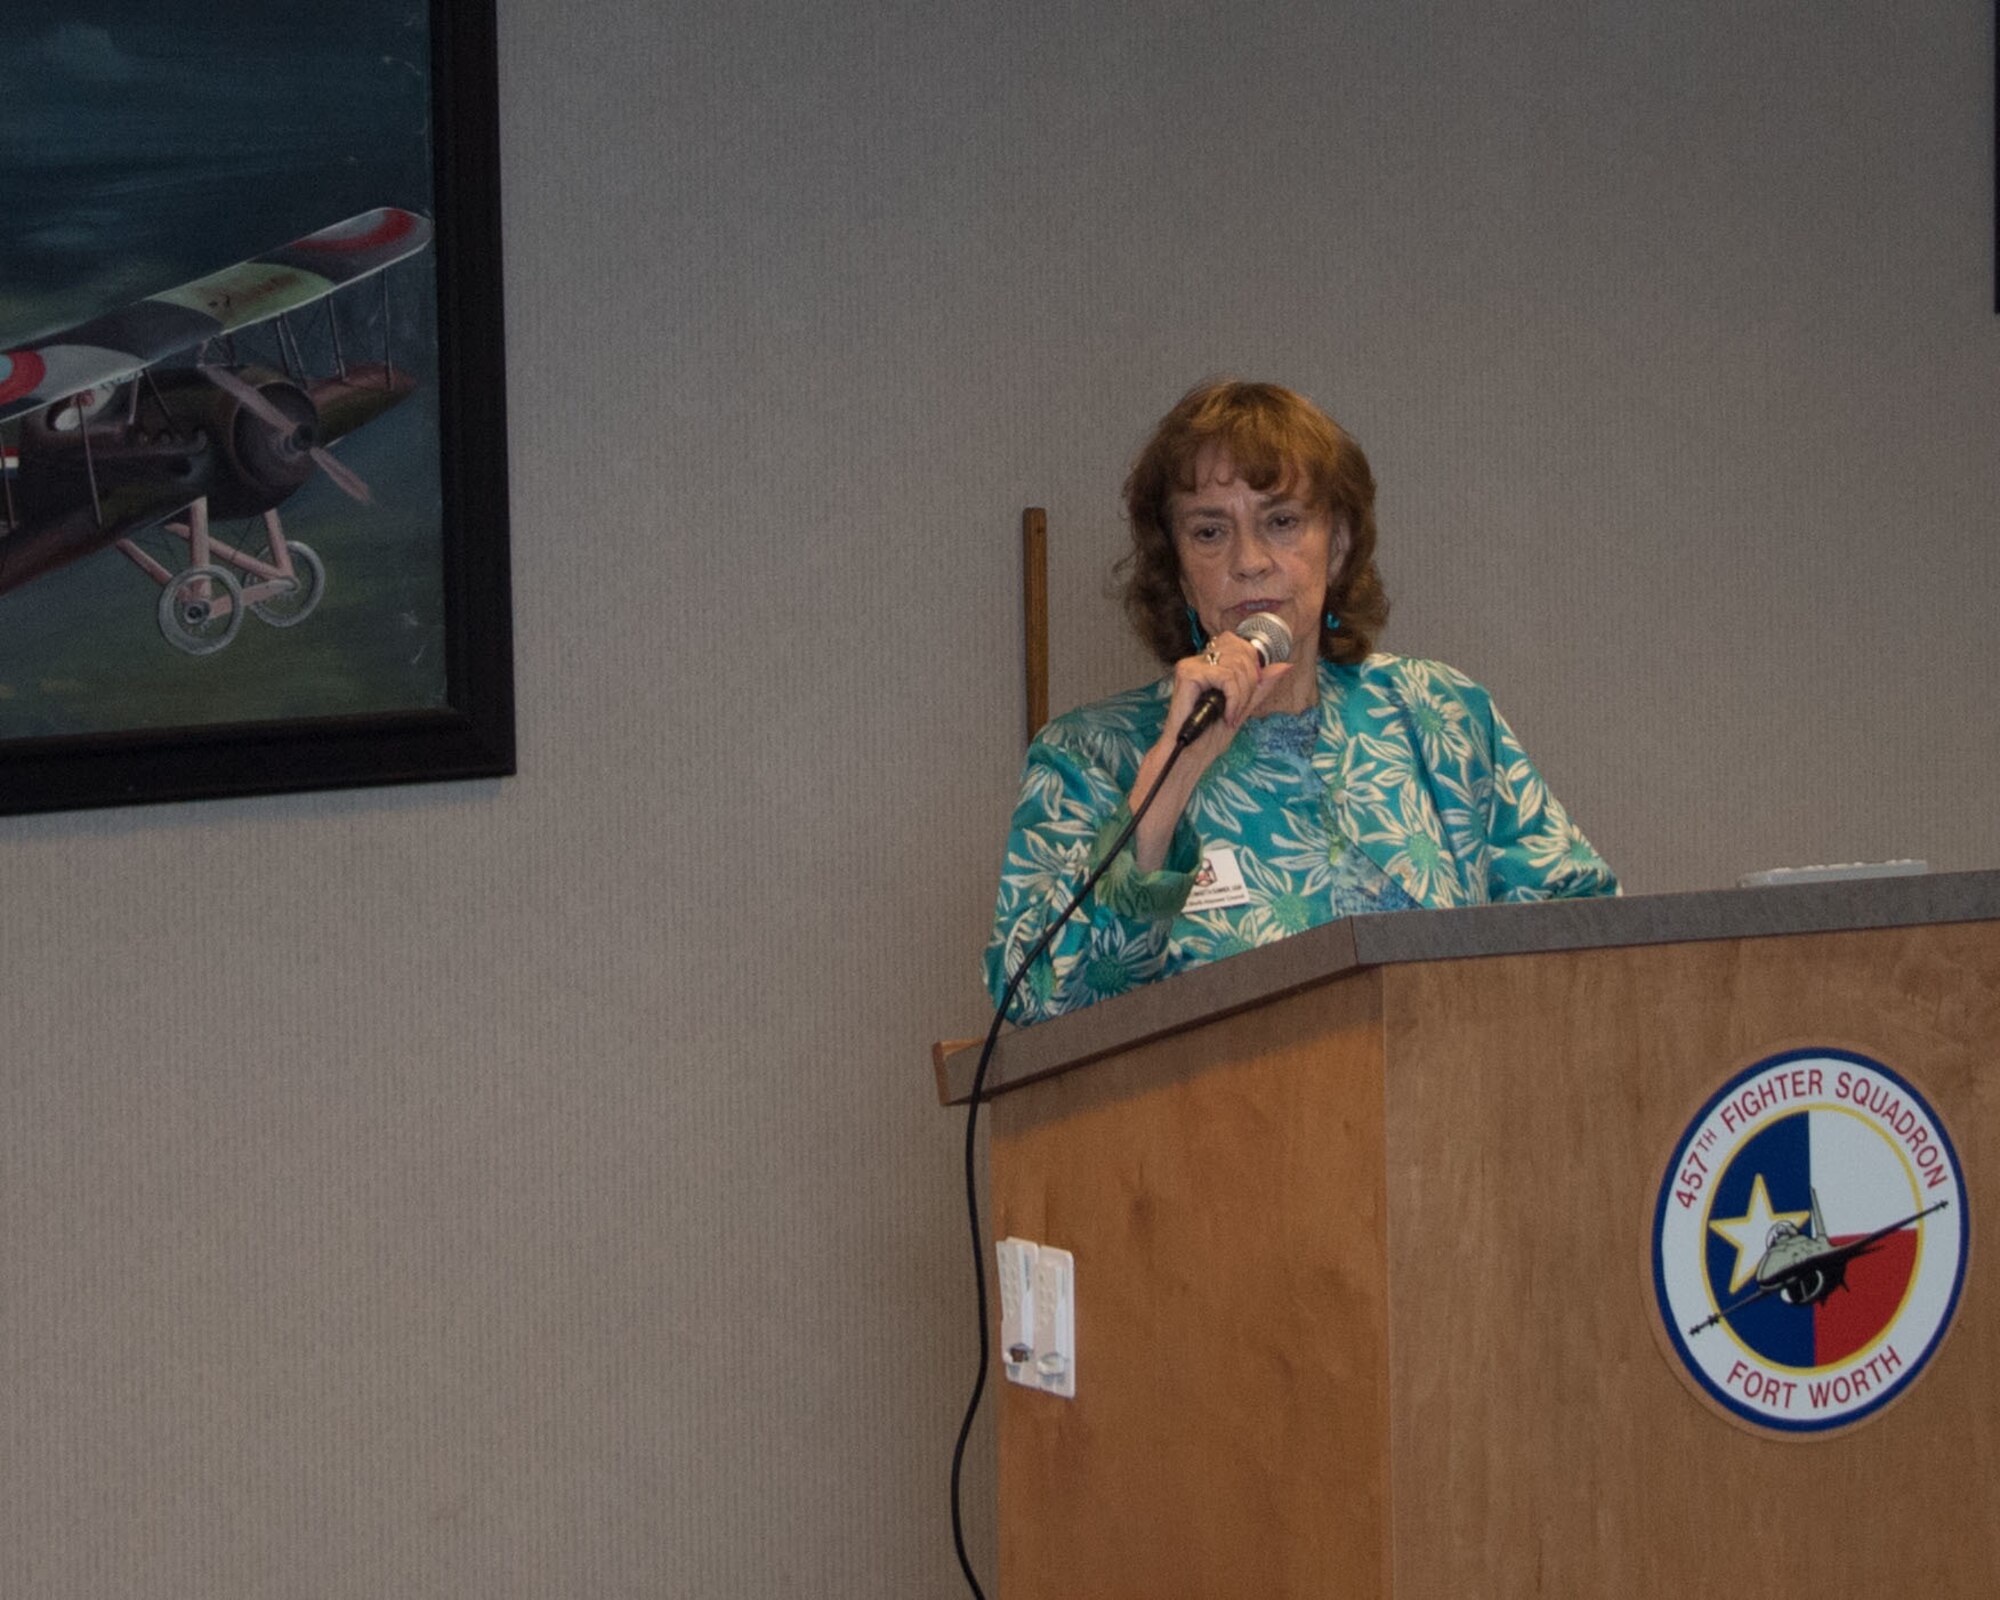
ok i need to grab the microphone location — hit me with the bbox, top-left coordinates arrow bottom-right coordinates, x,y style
1175,612 -> 1294,746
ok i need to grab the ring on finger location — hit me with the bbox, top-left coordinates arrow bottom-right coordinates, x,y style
1201,640 -> 1222,665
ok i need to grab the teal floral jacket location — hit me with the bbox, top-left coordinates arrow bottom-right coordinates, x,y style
986,655 -> 1617,1023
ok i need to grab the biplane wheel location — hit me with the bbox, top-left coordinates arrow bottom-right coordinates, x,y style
157,564 -> 245,656
249,540 -> 327,628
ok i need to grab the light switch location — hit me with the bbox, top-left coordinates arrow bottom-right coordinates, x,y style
1031,1245 -> 1076,1399
995,1237 -> 1038,1385
994,1236 -> 1076,1399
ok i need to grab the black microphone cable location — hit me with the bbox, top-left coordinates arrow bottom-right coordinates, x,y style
949,736 -> 1193,1599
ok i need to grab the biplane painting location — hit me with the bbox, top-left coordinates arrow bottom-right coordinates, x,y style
0,7 -> 449,742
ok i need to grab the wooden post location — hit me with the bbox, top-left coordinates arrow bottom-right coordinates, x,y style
1022,507 -> 1048,744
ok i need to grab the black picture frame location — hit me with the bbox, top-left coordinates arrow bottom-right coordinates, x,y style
0,1 -> 514,817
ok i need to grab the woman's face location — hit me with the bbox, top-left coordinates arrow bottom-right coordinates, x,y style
1169,443 -> 1348,663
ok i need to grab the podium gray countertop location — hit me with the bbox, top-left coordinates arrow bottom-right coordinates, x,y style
937,868 -> 2000,1106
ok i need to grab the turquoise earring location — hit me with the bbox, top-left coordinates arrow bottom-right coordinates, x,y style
1186,605 -> 1206,651
1325,609 -> 1340,634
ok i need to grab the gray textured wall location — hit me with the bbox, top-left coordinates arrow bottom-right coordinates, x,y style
5,2 -> 1996,1593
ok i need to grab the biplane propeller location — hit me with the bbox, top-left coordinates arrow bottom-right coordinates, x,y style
0,206 -> 431,654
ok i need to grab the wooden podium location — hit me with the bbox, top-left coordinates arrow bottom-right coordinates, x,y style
937,871 -> 2000,1598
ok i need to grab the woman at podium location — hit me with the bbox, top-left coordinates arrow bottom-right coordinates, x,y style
986,379 -> 1616,1023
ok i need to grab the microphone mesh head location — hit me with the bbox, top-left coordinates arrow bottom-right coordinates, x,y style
1236,611 -> 1293,666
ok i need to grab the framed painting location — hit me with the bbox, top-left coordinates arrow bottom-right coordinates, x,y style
0,1 -> 513,816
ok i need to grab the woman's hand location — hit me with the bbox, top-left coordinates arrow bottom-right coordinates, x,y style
1124,635 -> 1292,872
1162,631 -> 1293,751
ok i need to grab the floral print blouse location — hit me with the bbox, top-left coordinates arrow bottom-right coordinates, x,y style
986,654 -> 1617,1023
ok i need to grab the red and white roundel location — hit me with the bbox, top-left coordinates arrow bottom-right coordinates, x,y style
0,349 -> 47,408
1650,1047 -> 1968,1437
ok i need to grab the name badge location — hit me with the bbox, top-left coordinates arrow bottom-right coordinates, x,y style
1185,842 -> 1252,912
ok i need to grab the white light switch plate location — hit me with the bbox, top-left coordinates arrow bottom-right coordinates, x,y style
995,1237 -> 1076,1397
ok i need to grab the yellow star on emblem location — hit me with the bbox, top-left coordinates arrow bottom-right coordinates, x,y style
1707,1174 -> 1812,1294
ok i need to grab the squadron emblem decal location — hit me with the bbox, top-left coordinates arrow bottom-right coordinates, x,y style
1650,1047 -> 1968,1436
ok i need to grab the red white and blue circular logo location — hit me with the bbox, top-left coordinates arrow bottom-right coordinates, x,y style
0,349 -> 46,407
1650,1047 -> 1968,1437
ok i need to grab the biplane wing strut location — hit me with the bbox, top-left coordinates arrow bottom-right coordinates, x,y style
0,207 -> 433,427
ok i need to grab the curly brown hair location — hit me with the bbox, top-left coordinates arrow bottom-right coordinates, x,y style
1119,379 -> 1389,667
